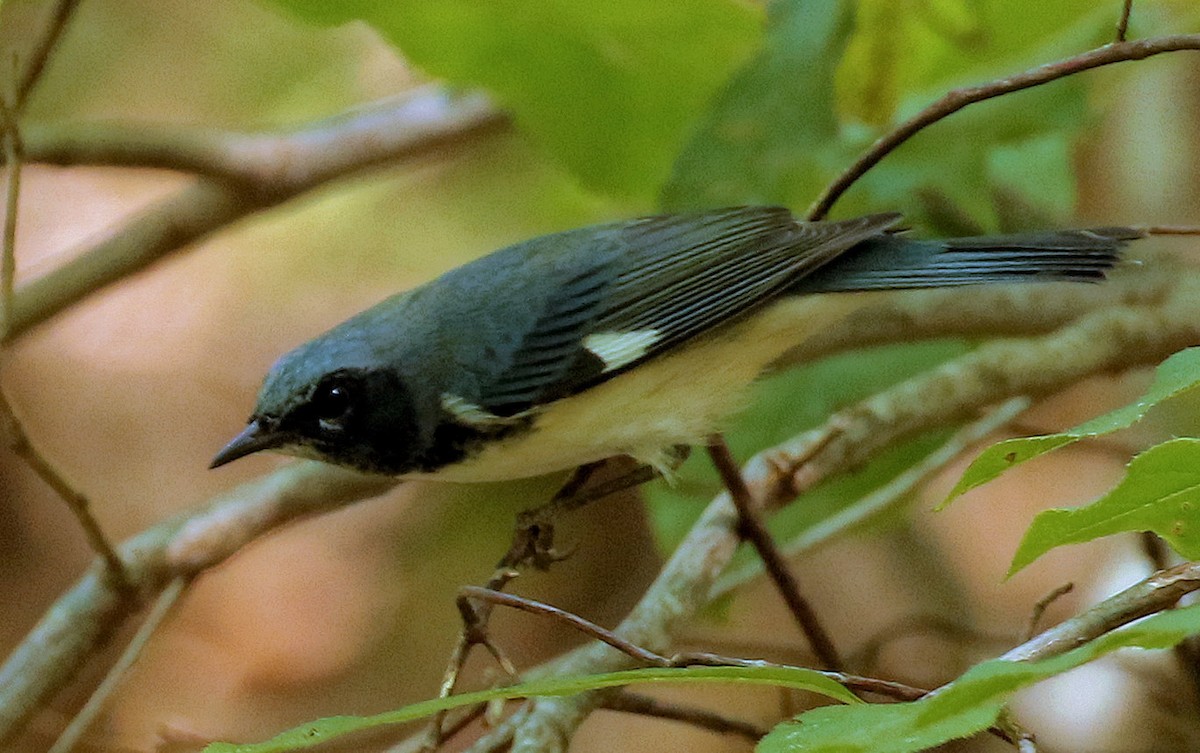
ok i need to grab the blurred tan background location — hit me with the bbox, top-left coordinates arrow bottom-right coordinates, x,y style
1,1 -> 1198,752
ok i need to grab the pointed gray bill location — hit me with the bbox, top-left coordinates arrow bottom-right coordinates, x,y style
209,420 -> 285,468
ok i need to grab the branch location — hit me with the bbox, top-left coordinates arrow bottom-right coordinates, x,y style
805,34 -> 1200,221
13,0 -> 84,115
0,462 -> 395,746
8,89 -> 507,340
464,273 -> 1200,751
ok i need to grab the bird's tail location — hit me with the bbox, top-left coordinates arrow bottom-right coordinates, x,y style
790,227 -> 1141,293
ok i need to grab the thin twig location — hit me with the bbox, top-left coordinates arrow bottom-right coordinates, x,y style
462,586 -> 931,703
0,97 -> 128,588
806,33 -> 1200,220
0,461 -> 396,747
47,578 -> 186,753
1003,561 -> 1200,662
13,0 -> 84,114
1116,0 -> 1135,42
425,461 -> 652,749
0,391 -> 129,589
0,96 -> 19,334
1144,225 -> 1200,236
1025,583 -> 1074,642
714,398 -> 1031,598
706,435 -> 842,671
601,690 -> 767,741
461,587 -> 671,667
1139,533 -> 1200,706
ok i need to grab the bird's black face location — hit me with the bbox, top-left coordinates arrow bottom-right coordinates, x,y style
211,367 -> 425,475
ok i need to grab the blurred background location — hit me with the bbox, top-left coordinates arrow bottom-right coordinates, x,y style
0,0 -> 1198,751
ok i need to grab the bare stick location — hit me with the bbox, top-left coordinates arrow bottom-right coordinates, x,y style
1003,561 -> 1200,662
13,0 -> 84,114
0,461 -> 396,746
0,97 -> 18,333
805,34 -> 1200,220
1025,583 -> 1075,642
1116,0 -> 1135,42
1144,225 -> 1200,236
461,587 -> 671,668
9,90 -> 506,340
0,391 -> 129,588
47,578 -> 186,753
706,435 -> 842,670
601,690 -> 767,741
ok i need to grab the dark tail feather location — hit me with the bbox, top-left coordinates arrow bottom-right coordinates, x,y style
791,227 -> 1141,293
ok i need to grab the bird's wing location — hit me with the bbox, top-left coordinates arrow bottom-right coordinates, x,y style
472,207 -> 900,416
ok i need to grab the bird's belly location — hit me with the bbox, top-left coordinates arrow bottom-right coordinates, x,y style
406,294 -> 866,482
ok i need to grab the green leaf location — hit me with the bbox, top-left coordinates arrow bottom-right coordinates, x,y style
266,0 -> 761,200
204,664 -> 854,753
661,0 -> 852,209
760,603 -> 1200,753
944,347 -> 1200,506
1009,438 -> 1200,575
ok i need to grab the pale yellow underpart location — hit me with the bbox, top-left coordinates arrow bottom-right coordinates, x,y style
405,294 -> 873,482
583,329 -> 662,372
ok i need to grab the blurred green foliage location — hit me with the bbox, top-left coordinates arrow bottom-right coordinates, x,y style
268,0 -> 762,200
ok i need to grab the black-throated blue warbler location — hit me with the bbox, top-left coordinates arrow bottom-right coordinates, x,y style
210,207 -> 1137,479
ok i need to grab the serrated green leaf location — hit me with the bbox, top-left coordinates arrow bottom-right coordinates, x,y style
943,347 -> 1200,506
759,603 -> 1200,753
205,664 -> 854,753
1009,438 -> 1200,575
265,0 -> 760,200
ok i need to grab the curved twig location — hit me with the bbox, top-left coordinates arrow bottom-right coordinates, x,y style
806,34 -> 1200,221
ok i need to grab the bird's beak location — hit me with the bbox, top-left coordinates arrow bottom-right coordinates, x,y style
209,420 -> 285,469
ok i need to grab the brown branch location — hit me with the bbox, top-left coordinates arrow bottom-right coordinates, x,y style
705,435 -> 842,670
47,578 -> 186,753
600,690 -> 767,741
0,390 -> 129,589
1003,561 -> 1200,662
8,89 -> 507,340
12,0 -> 84,114
1116,0 -> 1135,42
0,97 -> 129,590
1025,583 -> 1075,642
0,96 -> 19,334
0,461 -> 395,746
1144,225 -> 1200,236
805,34 -> 1200,221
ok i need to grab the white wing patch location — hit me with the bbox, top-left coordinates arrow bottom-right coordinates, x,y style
583,330 -> 661,372
441,394 -> 527,428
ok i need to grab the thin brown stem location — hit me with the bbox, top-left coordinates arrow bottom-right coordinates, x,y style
1116,0 -> 1134,42
706,435 -> 842,671
0,373 -> 129,591
47,578 -> 186,753
1144,225 -> 1200,235
0,96 -> 19,334
806,34 -> 1200,220
462,587 -> 670,667
1025,583 -> 1074,642
13,0 -> 84,114
425,460 -> 653,748
600,690 -> 766,741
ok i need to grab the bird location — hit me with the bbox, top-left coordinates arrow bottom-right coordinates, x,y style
210,206 -> 1138,480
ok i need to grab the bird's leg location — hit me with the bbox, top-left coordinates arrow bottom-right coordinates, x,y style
422,451 -> 687,749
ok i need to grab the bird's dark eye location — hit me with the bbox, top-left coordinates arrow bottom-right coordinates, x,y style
311,381 -> 353,424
